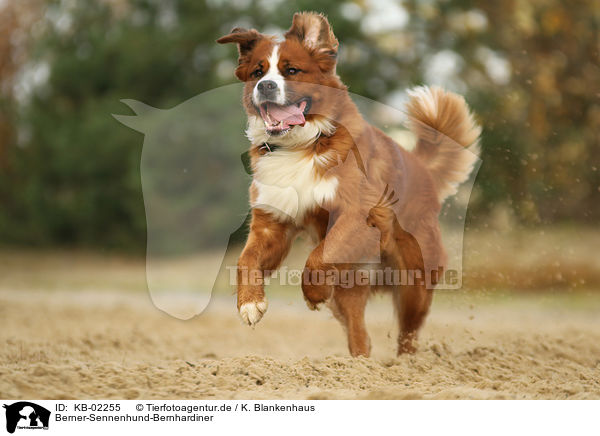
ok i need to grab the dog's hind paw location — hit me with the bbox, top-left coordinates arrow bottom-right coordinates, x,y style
239,299 -> 268,327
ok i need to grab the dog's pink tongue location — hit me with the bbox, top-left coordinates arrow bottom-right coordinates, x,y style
266,101 -> 306,127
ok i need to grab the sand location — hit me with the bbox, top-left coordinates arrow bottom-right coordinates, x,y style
1,288 -> 599,400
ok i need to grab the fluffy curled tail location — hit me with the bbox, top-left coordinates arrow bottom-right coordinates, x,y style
406,86 -> 481,202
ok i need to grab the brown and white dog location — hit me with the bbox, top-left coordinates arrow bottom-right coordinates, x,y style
217,12 -> 480,357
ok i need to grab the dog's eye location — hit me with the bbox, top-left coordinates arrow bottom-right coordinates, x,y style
251,69 -> 263,78
285,67 -> 300,76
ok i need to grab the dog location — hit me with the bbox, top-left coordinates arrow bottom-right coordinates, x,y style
217,11 -> 480,357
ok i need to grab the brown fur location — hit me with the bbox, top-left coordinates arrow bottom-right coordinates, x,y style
406,86 -> 481,201
218,12 -> 481,357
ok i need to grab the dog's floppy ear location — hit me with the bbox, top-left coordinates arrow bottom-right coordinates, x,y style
285,12 -> 338,71
217,27 -> 265,81
217,27 -> 263,57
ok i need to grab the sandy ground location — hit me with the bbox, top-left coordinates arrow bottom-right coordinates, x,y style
1,287 -> 599,400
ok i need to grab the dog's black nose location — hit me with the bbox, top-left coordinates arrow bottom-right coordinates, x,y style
257,80 -> 277,97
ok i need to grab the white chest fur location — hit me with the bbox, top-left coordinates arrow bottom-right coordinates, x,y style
251,149 -> 338,224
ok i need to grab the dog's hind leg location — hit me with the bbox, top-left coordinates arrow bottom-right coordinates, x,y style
380,217 -> 436,355
394,284 -> 432,354
329,285 -> 371,357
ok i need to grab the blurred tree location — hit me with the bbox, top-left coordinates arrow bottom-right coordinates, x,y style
403,0 -> 600,225
0,0 -> 406,251
0,1 -> 43,167
0,0 -> 598,252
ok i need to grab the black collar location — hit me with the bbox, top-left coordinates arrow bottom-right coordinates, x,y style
257,132 -> 325,155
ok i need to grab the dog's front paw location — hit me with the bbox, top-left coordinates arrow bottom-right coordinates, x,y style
303,295 -> 321,311
239,299 -> 268,327
301,281 -> 332,311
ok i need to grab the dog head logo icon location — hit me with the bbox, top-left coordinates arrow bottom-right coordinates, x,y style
3,402 -> 50,434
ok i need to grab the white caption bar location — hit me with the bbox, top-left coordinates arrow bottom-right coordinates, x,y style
0,400 -> 595,435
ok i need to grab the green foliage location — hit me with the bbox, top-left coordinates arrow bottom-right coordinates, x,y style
0,0 -> 598,251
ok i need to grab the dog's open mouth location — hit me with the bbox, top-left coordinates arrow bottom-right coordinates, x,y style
259,98 -> 311,135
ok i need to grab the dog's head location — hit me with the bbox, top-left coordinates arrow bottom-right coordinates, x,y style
217,12 -> 345,144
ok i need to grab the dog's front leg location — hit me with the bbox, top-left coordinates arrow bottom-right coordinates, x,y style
301,241 -> 333,310
302,212 -> 379,357
237,208 -> 295,326
302,212 -> 378,309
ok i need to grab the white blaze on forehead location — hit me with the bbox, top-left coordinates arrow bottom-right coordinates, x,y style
253,43 -> 286,106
